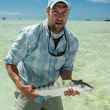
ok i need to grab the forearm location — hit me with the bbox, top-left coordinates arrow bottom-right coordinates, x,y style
5,64 -> 22,89
5,64 -> 39,98
60,70 -> 72,80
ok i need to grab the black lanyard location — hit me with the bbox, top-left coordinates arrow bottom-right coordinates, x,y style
48,26 -> 68,57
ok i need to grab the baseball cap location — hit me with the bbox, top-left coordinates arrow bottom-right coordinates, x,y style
48,0 -> 70,9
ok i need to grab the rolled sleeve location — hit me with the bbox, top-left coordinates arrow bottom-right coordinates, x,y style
4,24 -> 42,65
4,31 -> 29,65
61,34 -> 79,72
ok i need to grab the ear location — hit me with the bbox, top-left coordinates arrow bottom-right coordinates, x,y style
46,7 -> 49,14
47,7 -> 51,16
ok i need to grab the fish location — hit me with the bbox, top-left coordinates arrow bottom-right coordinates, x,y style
33,80 -> 94,97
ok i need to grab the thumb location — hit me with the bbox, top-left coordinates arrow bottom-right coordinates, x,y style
24,85 -> 33,92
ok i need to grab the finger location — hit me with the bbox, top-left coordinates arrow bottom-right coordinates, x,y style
31,89 -> 39,96
67,90 -> 72,96
64,90 -> 71,96
69,89 -> 76,96
64,91 -> 68,96
24,85 -> 33,92
67,88 -> 79,96
75,91 -> 80,95
68,88 -> 74,95
72,90 -> 80,96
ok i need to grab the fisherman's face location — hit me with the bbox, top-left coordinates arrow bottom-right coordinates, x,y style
47,2 -> 69,33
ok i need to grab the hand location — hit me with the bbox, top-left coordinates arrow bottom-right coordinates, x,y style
16,81 -> 39,100
64,87 -> 80,96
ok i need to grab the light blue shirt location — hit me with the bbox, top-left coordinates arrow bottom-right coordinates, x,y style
4,20 -> 79,103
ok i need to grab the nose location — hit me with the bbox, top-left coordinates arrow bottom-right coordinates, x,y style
57,16 -> 63,21
56,14 -> 64,22
56,13 -> 64,18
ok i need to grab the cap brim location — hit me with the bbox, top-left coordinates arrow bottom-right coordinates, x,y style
48,0 -> 70,9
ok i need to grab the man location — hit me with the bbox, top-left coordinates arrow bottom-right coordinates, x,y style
4,0 -> 79,110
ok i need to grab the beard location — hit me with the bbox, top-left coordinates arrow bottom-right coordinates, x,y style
51,23 -> 64,33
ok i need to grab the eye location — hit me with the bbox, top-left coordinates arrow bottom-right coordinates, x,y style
52,9 -> 68,17
52,10 -> 58,15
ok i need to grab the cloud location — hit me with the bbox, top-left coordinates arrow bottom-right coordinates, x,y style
88,0 -> 110,3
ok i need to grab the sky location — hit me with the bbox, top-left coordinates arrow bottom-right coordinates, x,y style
0,0 -> 110,20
